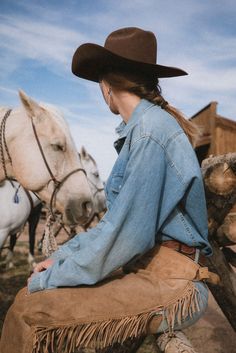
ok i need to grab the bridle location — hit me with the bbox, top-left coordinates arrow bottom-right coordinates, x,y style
86,176 -> 104,197
0,109 -> 87,224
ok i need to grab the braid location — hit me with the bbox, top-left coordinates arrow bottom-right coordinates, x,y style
143,89 -> 199,146
142,88 -> 168,109
102,71 -> 200,146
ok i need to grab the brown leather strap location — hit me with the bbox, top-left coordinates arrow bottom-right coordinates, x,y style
195,267 -> 220,285
31,118 -> 59,184
161,240 -> 207,266
23,187 -> 34,213
49,167 -> 87,221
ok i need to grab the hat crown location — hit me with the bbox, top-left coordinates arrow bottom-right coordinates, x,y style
104,27 -> 157,65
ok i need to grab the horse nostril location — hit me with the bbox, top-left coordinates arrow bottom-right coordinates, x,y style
82,201 -> 93,216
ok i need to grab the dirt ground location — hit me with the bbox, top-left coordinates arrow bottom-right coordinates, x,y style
0,223 -> 236,353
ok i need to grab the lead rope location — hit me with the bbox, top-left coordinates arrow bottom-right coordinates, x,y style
42,215 -> 59,257
42,213 -> 77,257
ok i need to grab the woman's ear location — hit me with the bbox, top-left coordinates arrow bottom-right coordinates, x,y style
99,80 -> 110,105
100,80 -> 111,95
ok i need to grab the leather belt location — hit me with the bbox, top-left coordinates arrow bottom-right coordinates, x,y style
160,240 -> 207,266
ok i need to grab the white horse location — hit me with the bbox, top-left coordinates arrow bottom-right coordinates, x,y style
0,180 -> 41,268
0,91 -> 92,243
79,146 -> 106,221
2,145 -> 106,268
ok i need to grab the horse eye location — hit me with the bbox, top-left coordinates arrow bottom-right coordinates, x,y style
51,144 -> 65,152
93,171 -> 99,178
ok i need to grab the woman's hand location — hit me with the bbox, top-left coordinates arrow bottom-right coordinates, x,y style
27,259 -> 54,287
27,259 -> 54,285
33,258 -> 54,273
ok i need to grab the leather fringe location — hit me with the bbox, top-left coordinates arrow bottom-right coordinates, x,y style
32,282 -> 200,353
165,281 -> 201,333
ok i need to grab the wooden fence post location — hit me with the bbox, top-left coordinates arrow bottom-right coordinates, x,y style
201,152 -> 236,330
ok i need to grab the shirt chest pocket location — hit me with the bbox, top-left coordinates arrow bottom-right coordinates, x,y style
105,174 -> 124,210
110,175 -> 123,194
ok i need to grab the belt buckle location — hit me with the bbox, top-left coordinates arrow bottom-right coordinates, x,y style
194,248 -> 200,264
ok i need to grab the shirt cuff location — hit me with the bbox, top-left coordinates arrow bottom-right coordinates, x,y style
28,272 -> 44,293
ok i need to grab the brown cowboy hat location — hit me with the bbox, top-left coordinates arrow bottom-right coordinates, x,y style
72,27 -> 187,82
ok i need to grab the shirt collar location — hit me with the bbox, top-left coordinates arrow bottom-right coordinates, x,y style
115,99 -> 154,139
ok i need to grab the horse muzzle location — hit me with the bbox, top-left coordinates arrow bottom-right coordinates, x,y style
63,197 -> 94,226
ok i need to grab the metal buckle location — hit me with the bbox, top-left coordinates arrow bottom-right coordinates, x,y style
194,248 -> 200,263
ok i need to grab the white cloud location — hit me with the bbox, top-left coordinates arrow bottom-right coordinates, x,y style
0,13 -> 88,79
0,86 -> 17,95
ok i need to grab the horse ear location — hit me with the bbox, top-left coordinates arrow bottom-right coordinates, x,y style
19,90 -> 45,121
80,146 -> 89,160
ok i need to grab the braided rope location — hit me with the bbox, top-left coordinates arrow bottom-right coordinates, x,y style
0,109 -> 12,179
42,214 -> 59,257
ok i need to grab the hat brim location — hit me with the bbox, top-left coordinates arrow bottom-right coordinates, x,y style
72,43 -> 188,82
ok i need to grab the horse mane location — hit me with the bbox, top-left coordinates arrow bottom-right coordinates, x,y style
0,107 -> 9,116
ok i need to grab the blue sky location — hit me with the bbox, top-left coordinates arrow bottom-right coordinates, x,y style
0,0 -> 236,179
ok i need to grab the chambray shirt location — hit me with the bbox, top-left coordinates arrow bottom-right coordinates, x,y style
28,99 -> 212,293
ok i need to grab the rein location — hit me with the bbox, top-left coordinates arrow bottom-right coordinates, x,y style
0,109 -> 87,225
23,187 -> 35,213
0,109 -> 12,180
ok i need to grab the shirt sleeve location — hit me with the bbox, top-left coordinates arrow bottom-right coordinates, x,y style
28,136 -> 183,293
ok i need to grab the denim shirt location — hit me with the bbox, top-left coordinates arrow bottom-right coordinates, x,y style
28,99 -> 212,293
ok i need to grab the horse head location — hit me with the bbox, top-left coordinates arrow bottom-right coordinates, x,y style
0,91 -> 92,226
80,146 -> 106,215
